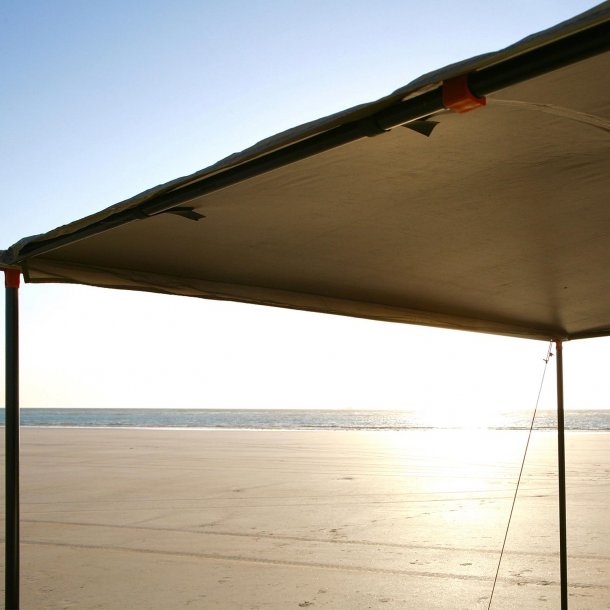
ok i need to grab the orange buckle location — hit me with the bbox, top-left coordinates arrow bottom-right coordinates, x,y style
442,75 -> 486,113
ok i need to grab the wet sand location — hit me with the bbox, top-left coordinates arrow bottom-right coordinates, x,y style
2,428 -> 609,609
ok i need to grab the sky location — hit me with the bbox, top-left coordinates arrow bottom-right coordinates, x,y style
1,0 -> 608,412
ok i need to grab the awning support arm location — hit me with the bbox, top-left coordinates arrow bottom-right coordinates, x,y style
555,339 -> 568,609
4,269 -> 20,610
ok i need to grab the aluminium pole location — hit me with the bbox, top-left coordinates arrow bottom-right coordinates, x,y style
4,269 -> 20,610
555,339 -> 568,609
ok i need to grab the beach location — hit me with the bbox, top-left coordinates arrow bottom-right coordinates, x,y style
3,428 -> 609,609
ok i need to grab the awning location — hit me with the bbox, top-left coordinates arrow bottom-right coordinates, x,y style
2,3 -> 609,342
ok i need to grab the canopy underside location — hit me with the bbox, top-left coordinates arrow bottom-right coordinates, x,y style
3,4 -> 610,342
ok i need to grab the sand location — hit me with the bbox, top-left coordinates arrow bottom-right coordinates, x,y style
1,427 -> 608,609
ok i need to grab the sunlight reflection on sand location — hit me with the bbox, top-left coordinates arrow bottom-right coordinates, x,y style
15,428 -> 610,609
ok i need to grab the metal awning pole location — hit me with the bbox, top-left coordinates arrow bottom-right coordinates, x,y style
4,269 -> 20,610
555,339 -> 568,609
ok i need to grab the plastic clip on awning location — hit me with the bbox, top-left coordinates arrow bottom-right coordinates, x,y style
443,74 -> 487,113
4,269 -> 21,288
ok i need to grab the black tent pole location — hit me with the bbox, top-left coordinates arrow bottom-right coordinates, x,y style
4,269 -> 20,610
555,339 -> 568,609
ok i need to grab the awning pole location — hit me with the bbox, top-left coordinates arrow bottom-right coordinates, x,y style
555,339 -> 568,609
4,269 -> 20,610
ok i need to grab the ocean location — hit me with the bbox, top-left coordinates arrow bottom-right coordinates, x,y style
5,408 -> 610,431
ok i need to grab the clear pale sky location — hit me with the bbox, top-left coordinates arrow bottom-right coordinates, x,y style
1,0 -> 608,411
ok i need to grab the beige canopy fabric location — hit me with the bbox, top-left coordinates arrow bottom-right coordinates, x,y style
2,3 -> 610,342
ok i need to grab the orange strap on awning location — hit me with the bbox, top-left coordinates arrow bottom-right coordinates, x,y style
442,75 -> 486,113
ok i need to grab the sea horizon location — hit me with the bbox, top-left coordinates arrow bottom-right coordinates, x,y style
3,407 -> 609,431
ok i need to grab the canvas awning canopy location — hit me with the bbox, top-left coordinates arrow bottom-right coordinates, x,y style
2,3 -> 610,342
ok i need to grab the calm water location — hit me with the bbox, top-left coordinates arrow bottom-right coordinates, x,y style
4,408 -> 609,430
